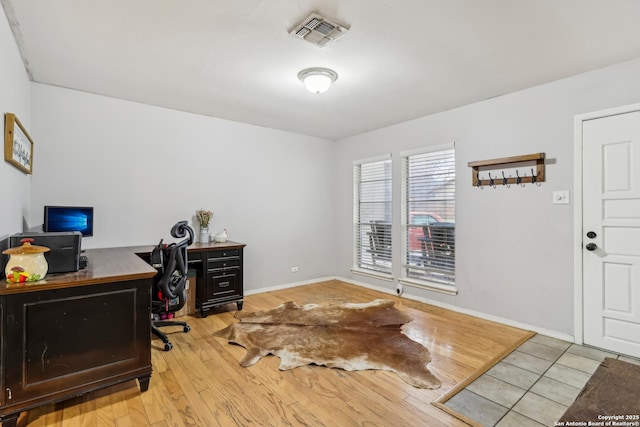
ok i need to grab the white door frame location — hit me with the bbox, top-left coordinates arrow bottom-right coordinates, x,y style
573,102 -> 640,345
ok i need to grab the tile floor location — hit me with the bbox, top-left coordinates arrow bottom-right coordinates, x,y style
444,334 -> 640,426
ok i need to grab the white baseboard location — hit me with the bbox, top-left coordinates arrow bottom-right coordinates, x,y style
244,276 -> 337,296
246,275 -> 575,343
335,276 -> 575,343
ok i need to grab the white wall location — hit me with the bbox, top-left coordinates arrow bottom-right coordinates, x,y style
29,84 -> 336,291
333,58 -> 640,338
0,6 -> 32,272
6,3 -> 640,338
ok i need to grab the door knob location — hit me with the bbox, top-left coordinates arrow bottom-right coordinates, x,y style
585,243 -> 597,251
586,231 -> 597,239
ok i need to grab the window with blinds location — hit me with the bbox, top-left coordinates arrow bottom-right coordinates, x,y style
403,147 -> 455,284
353,156 -> 392,275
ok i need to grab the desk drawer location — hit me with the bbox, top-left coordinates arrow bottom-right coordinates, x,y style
206,249 -> 240,260
187,252 -> 202,265
207,272 -> 241,300
207,258 -> 240,272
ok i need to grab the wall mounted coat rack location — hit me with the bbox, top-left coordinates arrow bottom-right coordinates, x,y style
467,152 -> 545,187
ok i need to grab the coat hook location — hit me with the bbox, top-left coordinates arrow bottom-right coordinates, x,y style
476,170 -> 482,187
531,168 -> 537,184
488,172 -> 495,187
516,170 -> 522,185
502,171 -> 508,186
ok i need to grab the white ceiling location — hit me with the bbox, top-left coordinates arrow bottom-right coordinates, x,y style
4,0 -> 640,140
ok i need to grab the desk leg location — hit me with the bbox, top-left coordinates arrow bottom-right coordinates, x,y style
138,374 -> 151,392
0,413 -> 18,427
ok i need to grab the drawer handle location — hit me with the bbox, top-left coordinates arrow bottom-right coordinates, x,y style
219,281 -> 230,288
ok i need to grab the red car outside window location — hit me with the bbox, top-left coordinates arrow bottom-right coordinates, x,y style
408,212 -> 443,251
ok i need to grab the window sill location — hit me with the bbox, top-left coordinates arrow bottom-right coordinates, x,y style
398,278 -> 458,295
351,268 -> 394,282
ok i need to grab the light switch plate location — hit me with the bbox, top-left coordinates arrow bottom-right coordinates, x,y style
553,190 -> 570,204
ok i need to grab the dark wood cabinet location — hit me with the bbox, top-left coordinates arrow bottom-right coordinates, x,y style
0,248 -> 156,427
187,241 -> 246,317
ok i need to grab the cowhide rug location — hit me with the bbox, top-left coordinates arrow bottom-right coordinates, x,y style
213,299 -> 441,389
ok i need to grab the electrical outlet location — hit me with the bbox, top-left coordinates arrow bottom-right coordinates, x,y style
291,267 -> 299,272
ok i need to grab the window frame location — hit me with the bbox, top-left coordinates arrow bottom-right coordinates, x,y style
352,154 -> 394,281
400,144 -> 457,295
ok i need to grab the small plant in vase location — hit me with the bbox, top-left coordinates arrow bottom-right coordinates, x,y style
196,209 -> 213,243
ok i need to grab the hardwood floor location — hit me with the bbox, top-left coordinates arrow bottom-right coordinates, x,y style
18,280 -> 532,427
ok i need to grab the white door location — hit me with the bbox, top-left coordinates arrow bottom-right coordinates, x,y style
582,110 -> 640,358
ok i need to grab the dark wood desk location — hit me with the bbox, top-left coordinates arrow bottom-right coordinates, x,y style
0,248 -> 156,427
130,241 -> 246,317
187,241 -> 246,316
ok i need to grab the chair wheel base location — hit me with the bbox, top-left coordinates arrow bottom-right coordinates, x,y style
164,342 -> 173,351
183,325 -> 191,333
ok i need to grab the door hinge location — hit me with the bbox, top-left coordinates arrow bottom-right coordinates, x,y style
6,387 -> 11,400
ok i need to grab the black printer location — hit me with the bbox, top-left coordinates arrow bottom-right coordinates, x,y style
10,231 -> 84,273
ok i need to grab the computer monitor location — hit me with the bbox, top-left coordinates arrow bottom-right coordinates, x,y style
43,206 -> 94,237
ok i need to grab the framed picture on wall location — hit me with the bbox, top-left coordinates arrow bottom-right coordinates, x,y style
4,112 -> 33,174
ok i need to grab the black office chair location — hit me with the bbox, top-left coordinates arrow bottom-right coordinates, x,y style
150,221 -> 194,351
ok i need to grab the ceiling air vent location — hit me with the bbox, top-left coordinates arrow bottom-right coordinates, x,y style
290,13 -> 349,47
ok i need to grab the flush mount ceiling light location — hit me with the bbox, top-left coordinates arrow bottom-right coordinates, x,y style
298,67 -> 338,94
